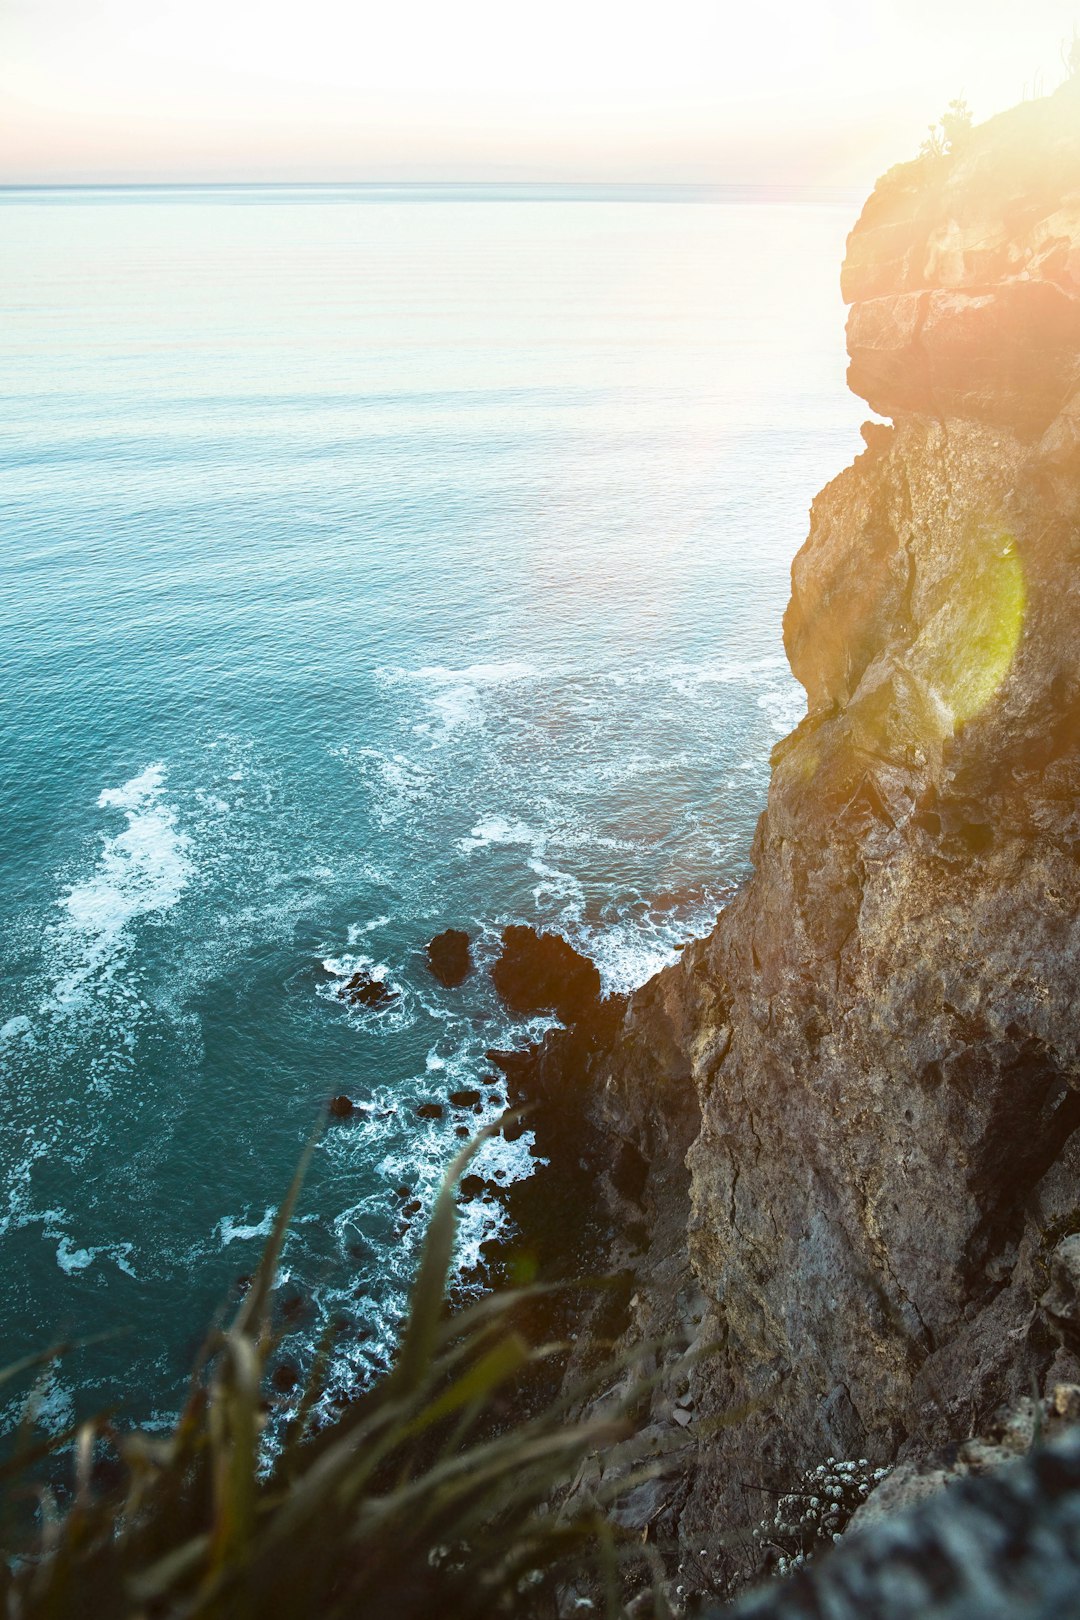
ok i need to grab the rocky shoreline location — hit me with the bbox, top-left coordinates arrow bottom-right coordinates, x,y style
437,76 -> 1080,1610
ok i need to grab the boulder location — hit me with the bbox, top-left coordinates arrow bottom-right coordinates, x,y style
426,928 -> 472,987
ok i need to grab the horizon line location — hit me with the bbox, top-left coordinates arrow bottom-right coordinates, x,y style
0,177 -> 864,202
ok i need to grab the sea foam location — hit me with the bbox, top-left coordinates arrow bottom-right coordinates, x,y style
49,763 -> 193,1012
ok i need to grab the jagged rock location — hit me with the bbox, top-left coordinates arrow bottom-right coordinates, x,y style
722,1427 -> 1080,1620
536,80 -> 1080,1602
340,970 -> 398,1009
491,925 -> 602,1024
328,1094 -> 360,1119
426,928 -> 472,987
415,1102 -> 444,1121
449,1088 -> 482,1107
1041,1235 -> 1080,1323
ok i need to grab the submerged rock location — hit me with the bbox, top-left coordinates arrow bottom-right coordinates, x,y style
491,925 -> 602,1024
271,1361 -> 299,1394
340,970 -> 398,1010
449,1087 -> 482,1107
426,928 -> 472,987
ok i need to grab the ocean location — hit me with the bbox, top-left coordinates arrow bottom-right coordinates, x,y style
0,183 -> 865,1433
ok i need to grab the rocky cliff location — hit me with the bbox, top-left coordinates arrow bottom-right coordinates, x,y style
527,78 -> 1080,1604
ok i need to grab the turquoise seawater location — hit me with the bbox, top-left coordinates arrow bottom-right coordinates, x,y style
0,185 -> 865,1431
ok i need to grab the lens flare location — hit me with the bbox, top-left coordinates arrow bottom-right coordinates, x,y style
911,523 -> 1026,729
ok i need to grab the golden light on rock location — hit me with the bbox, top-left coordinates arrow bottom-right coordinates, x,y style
909,523 -> 1026,730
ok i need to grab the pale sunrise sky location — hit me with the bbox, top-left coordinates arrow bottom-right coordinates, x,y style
1,0 -> 1078,188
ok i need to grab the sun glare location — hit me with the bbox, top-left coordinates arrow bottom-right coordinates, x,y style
913,526 -> 1027,730
3,0 -> 1079,184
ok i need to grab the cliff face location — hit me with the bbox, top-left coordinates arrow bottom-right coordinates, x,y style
556,79 -> 1080,1593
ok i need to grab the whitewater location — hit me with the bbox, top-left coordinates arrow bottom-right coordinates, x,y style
0,183 -> 865,1431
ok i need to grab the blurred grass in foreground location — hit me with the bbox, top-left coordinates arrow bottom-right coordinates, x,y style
0,1125 -> 672,1619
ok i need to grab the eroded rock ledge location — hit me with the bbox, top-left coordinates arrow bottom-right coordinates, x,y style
526,78 -> 1080,1606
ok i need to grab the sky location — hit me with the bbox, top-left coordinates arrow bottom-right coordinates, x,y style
1,0 -> 1077,187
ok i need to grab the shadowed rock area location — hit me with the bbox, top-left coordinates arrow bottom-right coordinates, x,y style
492,925 -> 603,1024
531,78 -> 1080,1608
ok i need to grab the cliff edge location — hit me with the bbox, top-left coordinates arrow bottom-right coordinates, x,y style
543,78 -> 1080,1602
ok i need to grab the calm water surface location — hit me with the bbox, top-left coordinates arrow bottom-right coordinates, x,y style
0,184 -> 865,1429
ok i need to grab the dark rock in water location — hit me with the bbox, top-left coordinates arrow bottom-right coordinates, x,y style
416,1101 -> 444,1121
340,970 -> 398,1009
454,1125 -> 470,1138
449,1087 -> 482,1107
491,925 -> 602,1024
459,1173 -> 493,1200
271,1362 -> 299,1394
401,1198 -> 422,1218
426,928 -> 472,987
328,1094 -> 360,1119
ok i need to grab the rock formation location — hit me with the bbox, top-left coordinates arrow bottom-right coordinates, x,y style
492,925 -> 603,1024
427,928 -> 473,987
724,1419 -> 1080,1619
535,78 -> 1080,1604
